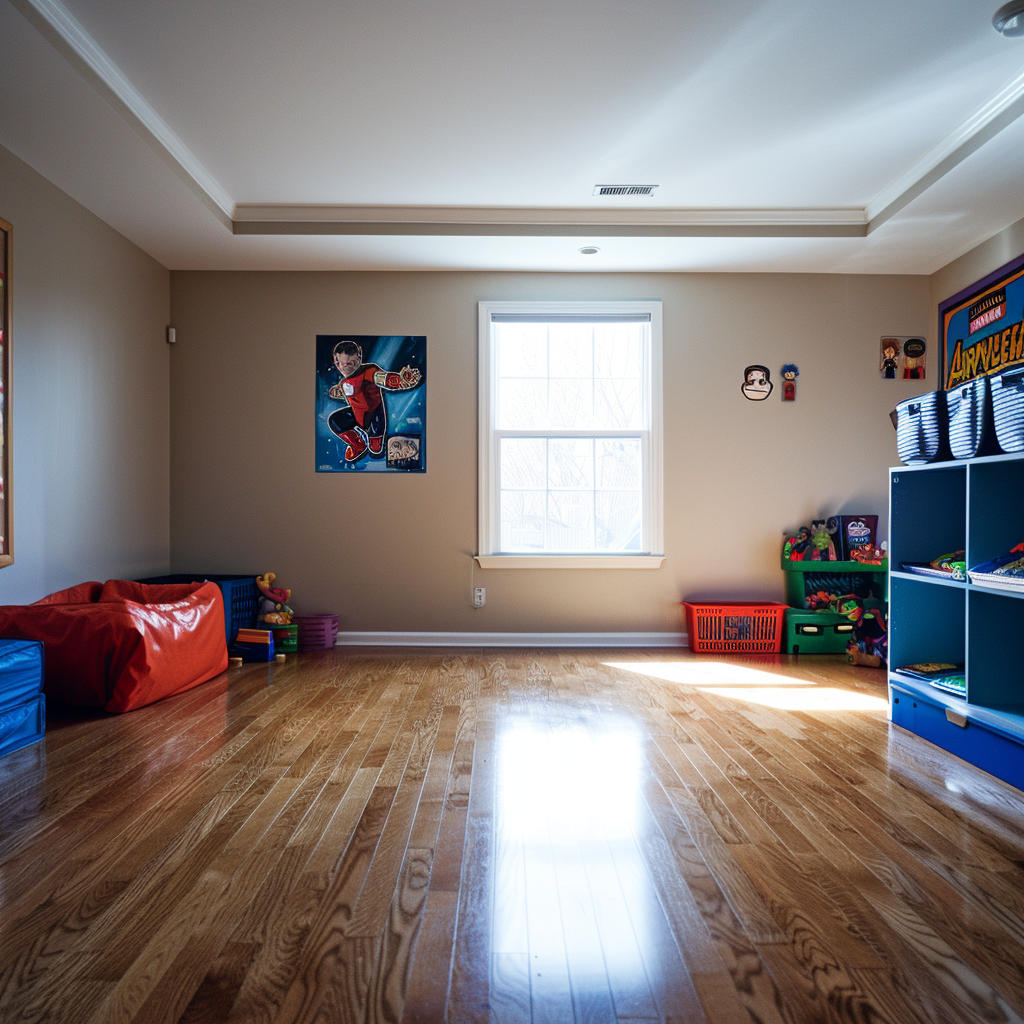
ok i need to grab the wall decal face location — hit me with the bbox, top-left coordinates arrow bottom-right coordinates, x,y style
741,364 -> 773,400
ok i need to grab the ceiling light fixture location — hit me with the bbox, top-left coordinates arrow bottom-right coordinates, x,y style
993,0 -> 1024,35
578,246 -> 600,255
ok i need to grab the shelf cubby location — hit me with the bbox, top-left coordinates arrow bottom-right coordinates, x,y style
966,589 -> 1024,710
890,463 -> 965,567
967,456 -> 1024,568
888,574 -> 966,671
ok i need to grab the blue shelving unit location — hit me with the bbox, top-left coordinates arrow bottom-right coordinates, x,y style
889,452 -> 1024,790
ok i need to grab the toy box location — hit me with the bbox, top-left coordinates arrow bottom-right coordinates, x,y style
784,609 -> 855,655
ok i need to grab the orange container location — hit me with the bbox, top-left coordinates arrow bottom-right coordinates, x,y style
682,601 -> 788,654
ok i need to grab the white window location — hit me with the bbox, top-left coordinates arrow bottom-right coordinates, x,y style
477,301 -> 664,568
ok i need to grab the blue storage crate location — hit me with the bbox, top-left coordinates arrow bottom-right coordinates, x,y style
0,639 -> 44,712
0,694 -> 45,758
136,574 -> 259,644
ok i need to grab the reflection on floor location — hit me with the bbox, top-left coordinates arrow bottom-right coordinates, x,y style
1,648 -> 1022,1024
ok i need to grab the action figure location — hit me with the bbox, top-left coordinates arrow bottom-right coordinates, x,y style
327,340 -> 422,461
880,340 -> 899,379
256,572 -> 293,625
781,364 -> 799,400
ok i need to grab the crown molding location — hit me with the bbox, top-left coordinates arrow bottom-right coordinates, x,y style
9,0 -> 233,227
867,65 -> 1024,233
231,205 -> 868,237
232,204 -> 867,226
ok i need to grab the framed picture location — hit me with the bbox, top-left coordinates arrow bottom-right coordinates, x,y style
0,216 -> 11,567
940,251 -> 1024,390
315,335 -> 426,473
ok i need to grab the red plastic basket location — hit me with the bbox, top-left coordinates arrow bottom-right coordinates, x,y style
292,613 -> 339,651
682,601 -> 787,654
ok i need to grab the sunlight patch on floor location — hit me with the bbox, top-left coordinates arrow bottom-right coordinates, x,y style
697,685 -> 888,711
605,660 -> 807,686
604,661 -> 888,712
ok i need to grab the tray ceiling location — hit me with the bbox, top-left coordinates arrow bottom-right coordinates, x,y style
1,0 -> 1023,272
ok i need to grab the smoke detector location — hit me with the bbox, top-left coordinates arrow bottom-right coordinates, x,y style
592,184 -> 658,196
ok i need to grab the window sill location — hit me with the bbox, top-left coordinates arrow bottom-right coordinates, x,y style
474,555 -> 666,569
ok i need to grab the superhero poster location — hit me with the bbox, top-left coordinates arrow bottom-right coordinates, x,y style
315,335 -> 426,473
941,252 -> 1024,390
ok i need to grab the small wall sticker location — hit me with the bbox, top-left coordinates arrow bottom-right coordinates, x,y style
880,337 -> 901,379
902,337 -> 926,380
781,364 -> 799,401
741,364 -> 773,401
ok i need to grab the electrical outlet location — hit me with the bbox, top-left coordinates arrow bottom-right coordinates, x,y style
473,587 -> 486,608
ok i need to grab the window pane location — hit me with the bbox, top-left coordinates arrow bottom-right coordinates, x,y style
548,324 -> 593,378
497,322 -> 547,377
546,491 -> 594,550
547,379 -> 593,429
595,439 -> 641,489
594,324 -> 641,378
498,436 -> 643,552
594,380 -> 641,430
496,319 -> 646,431
500,438 -> 546,489
501,490 -> 546,551
596,491 -> 642,550
498,378 -> 548,430
548,438 -> 594,489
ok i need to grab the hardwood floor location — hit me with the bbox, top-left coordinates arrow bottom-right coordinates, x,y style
1,648 -> 1023,1023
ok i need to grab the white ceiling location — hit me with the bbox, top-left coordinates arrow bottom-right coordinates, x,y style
2,0 -> 1024,273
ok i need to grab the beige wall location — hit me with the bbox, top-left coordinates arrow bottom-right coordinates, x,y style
170,270 -> 929,634
0,144 -> 170,605
930,213 -> 1024,329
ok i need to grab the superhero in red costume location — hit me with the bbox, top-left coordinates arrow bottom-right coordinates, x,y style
327,340 -> 422,460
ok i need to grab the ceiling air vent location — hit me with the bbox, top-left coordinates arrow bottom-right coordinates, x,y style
593,184 -> 658,196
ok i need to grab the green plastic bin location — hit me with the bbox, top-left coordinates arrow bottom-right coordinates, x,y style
784,609 -> 856,655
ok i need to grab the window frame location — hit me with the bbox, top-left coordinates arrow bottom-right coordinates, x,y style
476,299 -> 664,569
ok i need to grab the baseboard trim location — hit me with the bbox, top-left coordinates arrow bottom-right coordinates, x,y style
334,631 -> 688,648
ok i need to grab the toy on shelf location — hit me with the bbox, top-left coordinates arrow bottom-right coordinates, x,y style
968,542 -> 1024,592
783,513 -> 882,565
256,572 -> 293,625
809,519 -> 838,561
893,662 -> 965,696
783,526 -> 813,561
850,545 -> 886,565
846,604 -> 888,668
900,549 -> 967,581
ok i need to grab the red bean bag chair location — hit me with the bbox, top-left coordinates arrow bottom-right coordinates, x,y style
0,580 -> 228,712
